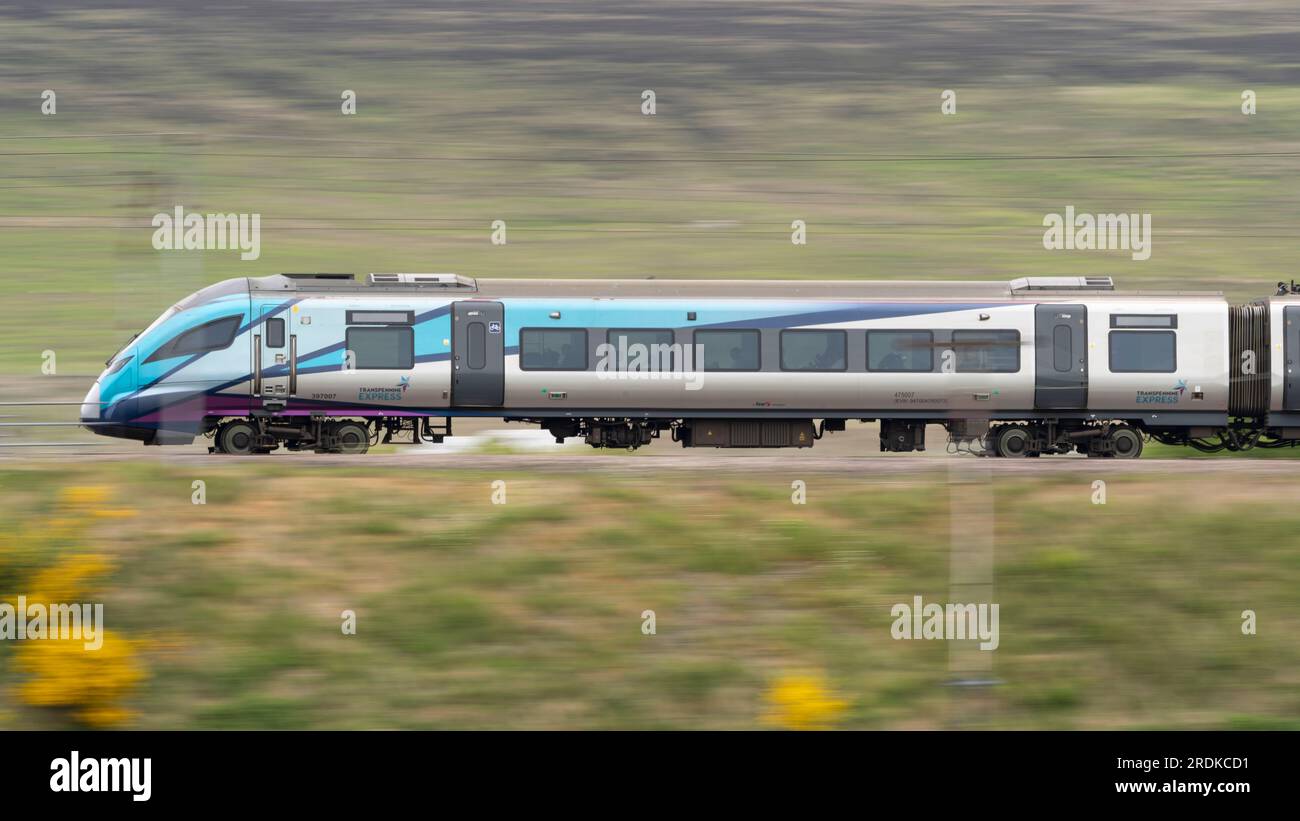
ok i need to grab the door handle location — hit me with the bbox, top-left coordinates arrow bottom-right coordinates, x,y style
289,334 -> 298,395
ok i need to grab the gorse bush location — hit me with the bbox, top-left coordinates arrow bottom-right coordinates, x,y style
1,485 -> 147,728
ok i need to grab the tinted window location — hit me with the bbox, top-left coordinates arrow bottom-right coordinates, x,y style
1109,331 -> 1176,372
1053,325 -> 1072,372
608,329 -> 675,371
781,330 -> 846,371
520,329 -> 587,370
145,315 -> 242,362
467,322 -> 486,370
868,330 -> 933,372
1111,314 -> 1177,329
696,329 -> 760,371
265,318 -> 285,348
953,330 -> 1020,373
346,326 -> 414,370
347,310 -> 414,325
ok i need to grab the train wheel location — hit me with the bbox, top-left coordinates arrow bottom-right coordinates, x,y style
984,425 -> 1005,456
334,422 -> 370,455
995,425 -> 1033,458
1110,427 -> 1143,459
216,421 -> 258,455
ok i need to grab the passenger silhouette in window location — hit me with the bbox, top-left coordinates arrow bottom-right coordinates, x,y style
812,338 -> 840,369
880,347 -> 905,370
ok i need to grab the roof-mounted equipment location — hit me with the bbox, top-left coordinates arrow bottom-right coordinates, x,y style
1009,276 -> 1115,292
367,273 -> 478,291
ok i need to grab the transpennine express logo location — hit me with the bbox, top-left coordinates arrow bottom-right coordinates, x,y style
359,377 -> 410,402
1136,380 -> 1185,404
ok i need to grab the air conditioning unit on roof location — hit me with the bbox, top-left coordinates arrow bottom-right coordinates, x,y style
367,273 -> 478,290
1009,276 -> 1114,292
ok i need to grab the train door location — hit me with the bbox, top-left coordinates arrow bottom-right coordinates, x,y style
254,305 -> 293,409
1284,306 -> 1300,410
1034,304 -> 1088,409
451,301 -> 505,407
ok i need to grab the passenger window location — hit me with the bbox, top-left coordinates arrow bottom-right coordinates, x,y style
520,329 -> 587,370
607,329 -> 675,371
780,330 -> 846,371
952,330 -> 1020,373
345,326 -> 414,370
867,330 -> 933,372
1053,325 -> 1072,372
1109,331 -> 1176,373
467,322 -> 487,370
696,329 -> 760,371
696,332 -> 759,374
144,315 -> 242,363
265,318 -> 285,349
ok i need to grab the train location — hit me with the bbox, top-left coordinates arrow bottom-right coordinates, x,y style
79,272 -> 1300,457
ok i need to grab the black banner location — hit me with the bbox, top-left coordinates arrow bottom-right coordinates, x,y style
3,730 -> 1286,808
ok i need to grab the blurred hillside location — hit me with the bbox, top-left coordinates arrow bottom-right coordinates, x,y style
1,1 -> 1299,373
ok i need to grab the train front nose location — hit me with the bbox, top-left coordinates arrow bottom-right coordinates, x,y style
80,379 -> 102,423
81,361 -> 145,441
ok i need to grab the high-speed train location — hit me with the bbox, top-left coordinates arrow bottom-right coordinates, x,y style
81,272 -> 1297,457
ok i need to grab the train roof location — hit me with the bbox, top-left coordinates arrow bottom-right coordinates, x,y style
244,273 -> 1227,301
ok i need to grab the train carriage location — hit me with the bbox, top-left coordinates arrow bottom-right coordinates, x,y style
79,272 -> 1292,457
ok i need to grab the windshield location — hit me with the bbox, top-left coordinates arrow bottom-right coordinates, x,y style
110,278 -> 246,368
106,305 -> 177,367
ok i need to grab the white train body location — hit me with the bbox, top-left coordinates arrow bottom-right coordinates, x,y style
79,274 -> 1290,456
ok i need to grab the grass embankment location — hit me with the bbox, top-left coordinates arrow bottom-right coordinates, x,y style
1,461 -> 1296,729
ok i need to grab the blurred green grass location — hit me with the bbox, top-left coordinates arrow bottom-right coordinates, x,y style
1,461 -> 1296,729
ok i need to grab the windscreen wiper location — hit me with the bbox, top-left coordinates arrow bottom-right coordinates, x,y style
106,332 -> 140,366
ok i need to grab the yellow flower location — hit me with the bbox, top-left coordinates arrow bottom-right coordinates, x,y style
57,485 -> 136,520
3,486 -> 148,729
90,507 -> 137,519
14,631 -> 145,727
762,673 -> 848,730
25,553 -> 114,603
59,486 -> 110,508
